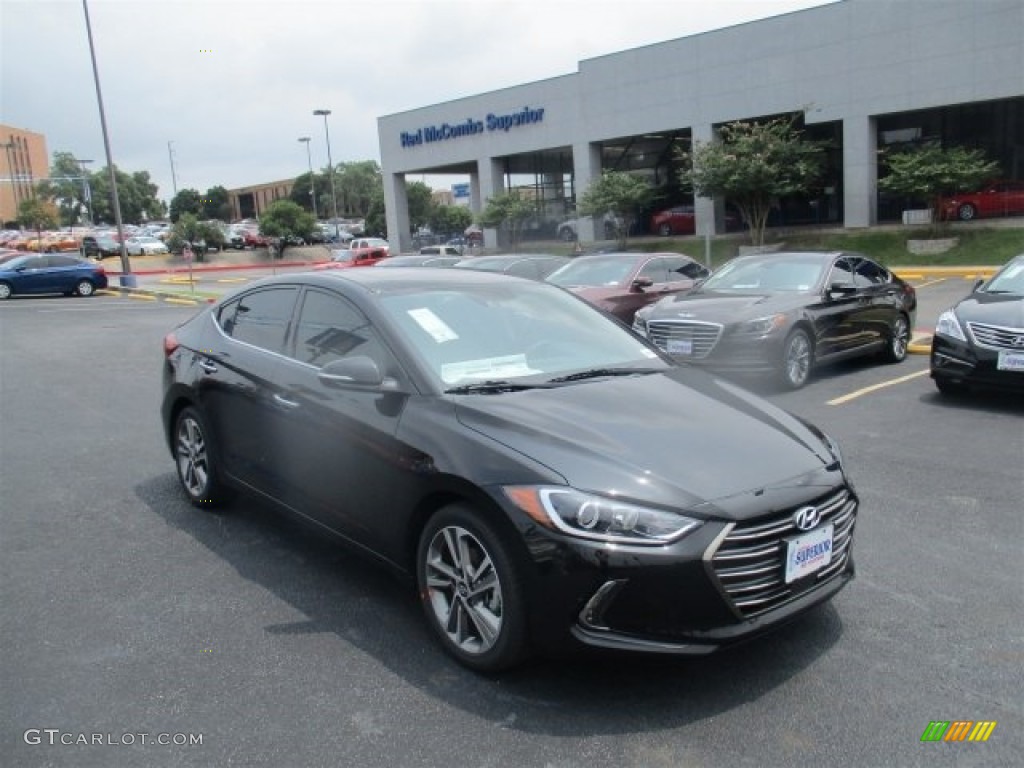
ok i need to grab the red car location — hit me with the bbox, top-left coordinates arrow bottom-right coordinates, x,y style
546,251 -> 709,323
651,205 -> 742,236
940,180 -> 1024,221
313,247 -> 390,270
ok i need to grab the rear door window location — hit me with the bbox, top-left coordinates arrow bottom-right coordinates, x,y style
219,287 -> 298,354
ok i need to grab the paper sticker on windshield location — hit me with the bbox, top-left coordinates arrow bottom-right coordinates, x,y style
441,354 -> 539,384
407,308 -> 458,343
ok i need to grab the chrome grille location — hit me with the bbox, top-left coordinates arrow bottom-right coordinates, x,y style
967,321 -> 1024,351
709,488 -> 856,618
646,320 -> 722,359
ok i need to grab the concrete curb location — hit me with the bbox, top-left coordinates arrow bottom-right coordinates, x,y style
908,334 -> 932,355
97,285 -> 211,306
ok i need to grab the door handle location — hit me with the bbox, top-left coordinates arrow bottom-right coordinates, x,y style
198,359 -> 218,374
273,393 -> 300,409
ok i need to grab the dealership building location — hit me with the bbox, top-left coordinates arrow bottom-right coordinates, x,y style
377,0 -> 1023,251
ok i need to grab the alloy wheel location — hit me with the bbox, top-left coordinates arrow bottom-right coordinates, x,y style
423,525 -> 504,656
176,414 -> 210,499
782,330 -> 812,389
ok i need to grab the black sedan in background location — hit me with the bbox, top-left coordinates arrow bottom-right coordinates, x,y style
0,253 -> 108,299
162,269 -> 857,672
931,253 -> 1024,395
633,251 -> 916,389
453,253 -> 571,280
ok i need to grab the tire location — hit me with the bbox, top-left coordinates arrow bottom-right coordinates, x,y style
957,203 -> 977,221
559,227 -> 575,242
658,223 -> 672,237
778,328 -> 813,389
934,378 -> 967,396
881,314 -> 910,363
0,282 -> 12,300
416,504 -> 529,672
75,280 -> 95,297
173,406 -> 232,508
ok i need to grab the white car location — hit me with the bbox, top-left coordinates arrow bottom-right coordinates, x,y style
125,236 -> 170,256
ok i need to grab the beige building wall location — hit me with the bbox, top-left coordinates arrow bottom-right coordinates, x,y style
227,179 -> 296,221
1,124 -> 49,226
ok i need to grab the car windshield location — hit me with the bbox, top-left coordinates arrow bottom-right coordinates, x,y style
378,281 -> 666,388
546,256 -> 635,287
701,255 -> 827,293
982,257 -> 1024,295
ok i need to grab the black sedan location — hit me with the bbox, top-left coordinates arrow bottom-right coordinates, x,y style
161,269 -> 857,671
0,253 -> 108,299
930,253 -> 1024,395
633,251 -> 916,389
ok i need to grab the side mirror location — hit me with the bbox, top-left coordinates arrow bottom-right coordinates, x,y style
971,277 -> 985,292
631,276 -> 654,292
828,282 -> 857,299
318,356 -> 401,392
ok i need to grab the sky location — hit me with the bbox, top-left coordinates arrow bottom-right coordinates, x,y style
1,0 -> 836,205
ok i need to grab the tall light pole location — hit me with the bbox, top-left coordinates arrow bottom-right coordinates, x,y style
297,137 -> 315,216
167,141 -> 178,197
74,158 -> 94,225
82,0 -> 132,284
313,109 -> 340,238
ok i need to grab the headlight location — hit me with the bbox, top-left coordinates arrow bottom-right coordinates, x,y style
737,314 -> 788,336
631,316 -> 648,336
504,486 -> 701,545
935,309 -> 967,342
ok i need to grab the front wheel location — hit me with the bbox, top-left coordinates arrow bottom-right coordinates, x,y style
75,280 -> 95,297
0,282 -> 12,300
778,328 -> 813,389
881,314 -> 910,363
417,505 -> 528,672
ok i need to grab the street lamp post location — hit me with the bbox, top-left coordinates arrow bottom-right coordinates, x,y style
82,0 -> 133,284
73,158 -> 94,225
313,109 -> 340,239
297,137 -> 315,216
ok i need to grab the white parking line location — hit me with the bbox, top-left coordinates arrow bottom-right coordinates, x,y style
828,369 -> 931,405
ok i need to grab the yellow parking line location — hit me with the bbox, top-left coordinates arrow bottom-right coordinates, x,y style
126,292 -> 157,301
828,369 -> 930,405
165,297 -> 199,306
217,277 -> 249,283
95,289 -> 118,296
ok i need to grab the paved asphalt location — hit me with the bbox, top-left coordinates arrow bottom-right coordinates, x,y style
1,279 -> 1021,767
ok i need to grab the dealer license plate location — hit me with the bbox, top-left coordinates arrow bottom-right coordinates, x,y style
784,523 -> 834,584
997,350 -> 1024,372
667,338 -> 693,356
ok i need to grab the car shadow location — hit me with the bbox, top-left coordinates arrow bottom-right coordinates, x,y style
137,473 -> 845,737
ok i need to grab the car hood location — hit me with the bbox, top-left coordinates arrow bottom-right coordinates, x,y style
644,290 -> 813,323
452,368 -> 837,519
954,292 -> 1024,327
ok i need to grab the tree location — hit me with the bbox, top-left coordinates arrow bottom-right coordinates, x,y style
89,165 -> 164,224
477,190 -> 535,250
167,213 -> 223,261
169,189 -> 203,222
878,141 -> 999,232
258,200 -> 317,257
201,185 -> 232,222
290,172 -> 320,215
18,197 -> 59,246
405,181 -> 435,232
337,161 -> 383,218
679,116 -> 826,246
36,151 -> 89,226
363,186 -> 387,237
577,170 -> 653,248
429,204 -> 473,238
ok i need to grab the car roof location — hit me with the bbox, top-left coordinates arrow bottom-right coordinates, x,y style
246,266 -> 533,297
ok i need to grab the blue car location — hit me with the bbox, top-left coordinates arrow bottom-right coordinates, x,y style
0,253 -> 108,299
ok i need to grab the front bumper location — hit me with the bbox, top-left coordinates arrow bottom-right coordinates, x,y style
930,335 -> 1024,392
509,483 -> 858,655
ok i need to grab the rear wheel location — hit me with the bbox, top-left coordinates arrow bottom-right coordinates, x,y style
0,282 -> 12,300
417,504 -> 528,672
881,314 -> 910,363
957,203 -> 977,221
174,406 -> 232,507
75,280 -> 95,297
778,328 -> 813,389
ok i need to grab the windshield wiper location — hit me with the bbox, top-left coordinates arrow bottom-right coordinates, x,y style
546,367 -> 660,383
444,379 -> 555,394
